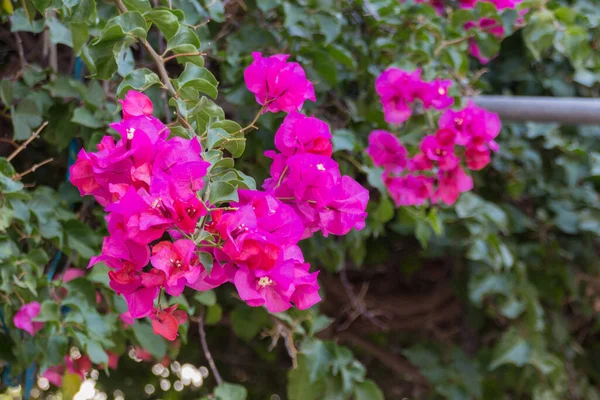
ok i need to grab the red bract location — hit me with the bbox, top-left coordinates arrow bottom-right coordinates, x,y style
151,240 -> 202,296
150,305 -> 188,341
244,52 -> 316,113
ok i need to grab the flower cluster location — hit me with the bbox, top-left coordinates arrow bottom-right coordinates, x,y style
375,68 -> 453,125
69,53 -> 368,341
244,52 -> 316,113
412,0 -> 522,12
262,112 -> 369,238
465,11 -> 527,64
70,91 -> 210,341
369,80 -> 501,206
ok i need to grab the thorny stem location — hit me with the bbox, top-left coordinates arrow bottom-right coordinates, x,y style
198,306 -> 223,385
113,0 -> 177,97
7,121 -> 48,162
13,158 -> 54,180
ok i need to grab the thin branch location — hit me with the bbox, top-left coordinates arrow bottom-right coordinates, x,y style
7,121 -> 48,162
162,51 -> 207,63
13,33 -> 26,68
13,158 -> 53,180
197,306 -> 223,386
434,36 -> 470,57
112,0 -> 177,97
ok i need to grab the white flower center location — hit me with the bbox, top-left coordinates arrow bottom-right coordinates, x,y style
126,127 -> 136,140
258,277 -> 274,288
316,163 -> 325,171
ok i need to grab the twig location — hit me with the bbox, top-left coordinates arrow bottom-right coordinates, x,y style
7,121 -> 48,162
337,331 -> 427,384
112,0 -> 176,97
13,33 -> 26,68
338,269 -> 387,331
434,36 -> 470,57
197,306 -> 223,386
13,158 -> 53,180
162,51 -> 207,63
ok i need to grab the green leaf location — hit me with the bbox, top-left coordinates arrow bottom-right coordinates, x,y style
316,13 -> 342,44
354,380 -> 384,400
332,129 -> 356,152
174,63 -> 218,99
166,26 -> 204,66
415,219 -> 432,249
489,327 -> 531,370
231,305 -> 270,341
46,17 -> 73,47
145,9 -> 180,40
64,0 -> 97,23
115,42 -> 135,78
34,301 -> 60,322
93,11 -> 148,44
44,335 -> 68,370
0,170 -> 23,194
203,0 -> 225,23
10,9 -> 44,33
70,22 -> 89,55
117,68 -> 161,97
123,0 -> 152,12
301,338 -> 332,382
257,0 -> 280,12
204,304 -> 222,325
214,383 -> 247,400
194,290 -> 216,306
64,220 -> 101,259
11,99 -> 43,140
71,107 -> 103,128
85,338 -> 109,366
211,120 -> 244,158
199,251 -> 213,275
133,323 -> 167,359
0,80 -> 13,106
0,205 -> 13,231
288,355 -> 325,400
209,181 -> 238,205
373,198 -> 394,223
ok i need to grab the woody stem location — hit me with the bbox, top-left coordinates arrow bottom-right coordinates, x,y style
198,306 -> 223,386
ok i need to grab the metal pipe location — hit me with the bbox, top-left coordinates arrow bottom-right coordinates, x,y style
470,96 -> 600,124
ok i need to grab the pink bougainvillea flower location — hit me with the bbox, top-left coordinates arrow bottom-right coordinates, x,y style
150,305 -> 188,341
281,153 -> 342,208
290,262 -> 321,310
433,166 -> 473,205
439,101 -> 501,151
120,311 -> 135,325
319,176 -> 369,236
13,302 -> 44,336
150,240 -> 202,296
418,78 -> 454,110
365,130 -> 408,171
235,190 -> 304,247
233,260 -> 295,313
375,68 -> 422,124
386,175 -> 434,206
120,90 -> 153,119
223,231 -> 283,272
420,135 -> 460,171
244,52 -> 316,113
409,153 -> 434,172
274,112 -> 332,157
465,146 -> 491,170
